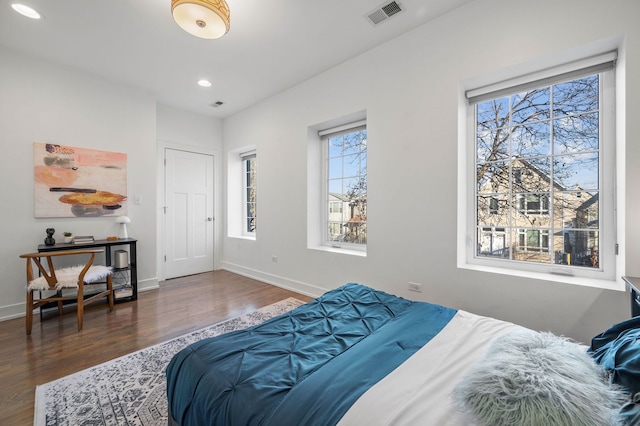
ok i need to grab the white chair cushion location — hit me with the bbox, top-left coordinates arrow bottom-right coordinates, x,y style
27,265 -> 112,291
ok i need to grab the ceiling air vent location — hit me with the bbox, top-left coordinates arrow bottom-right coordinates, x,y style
366,1 -> 404,26
210,101 -> 224,108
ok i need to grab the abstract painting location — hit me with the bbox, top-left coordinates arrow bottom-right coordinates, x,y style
34,142 -> 127,218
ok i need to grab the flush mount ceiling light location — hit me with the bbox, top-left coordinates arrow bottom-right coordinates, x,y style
11,3 -> 42,19
198,79 -> 212,87
171,0 -> 230,39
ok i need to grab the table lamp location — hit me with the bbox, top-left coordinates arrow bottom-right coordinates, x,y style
115,216 -> 131,239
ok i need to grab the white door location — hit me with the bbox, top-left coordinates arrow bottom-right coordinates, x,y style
164,148 -> 214,279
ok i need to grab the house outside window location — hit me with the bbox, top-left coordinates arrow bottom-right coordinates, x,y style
320,122 -> 367,249
467,52 -> 616,279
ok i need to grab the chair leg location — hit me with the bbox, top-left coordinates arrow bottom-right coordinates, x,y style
77,288 -> 84,331
107,275 -> 114,312
26,290 -> 34,335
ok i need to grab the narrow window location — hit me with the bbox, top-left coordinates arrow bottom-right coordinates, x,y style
319,122 -> 367,249
241,151 -> 256,235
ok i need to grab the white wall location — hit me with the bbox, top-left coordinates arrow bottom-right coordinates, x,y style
156,104 -> 224,280
222,0 -> 640,343
0,46 -> 159,320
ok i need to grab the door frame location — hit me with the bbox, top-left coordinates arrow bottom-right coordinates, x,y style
157,141 -> 221,282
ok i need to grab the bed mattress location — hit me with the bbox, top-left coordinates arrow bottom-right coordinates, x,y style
166,283 -> 521,425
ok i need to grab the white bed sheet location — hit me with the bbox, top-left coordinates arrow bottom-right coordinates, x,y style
338,310 -> 523,425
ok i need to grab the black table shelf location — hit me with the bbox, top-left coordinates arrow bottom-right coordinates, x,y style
38,238 -> 138,301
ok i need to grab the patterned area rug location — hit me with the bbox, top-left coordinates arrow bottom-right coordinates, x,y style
34,298 -> 305,426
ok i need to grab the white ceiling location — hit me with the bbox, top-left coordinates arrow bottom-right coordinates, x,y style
0,0 -> 475,118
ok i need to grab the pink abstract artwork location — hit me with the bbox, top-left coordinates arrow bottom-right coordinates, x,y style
34,142 -> 127,218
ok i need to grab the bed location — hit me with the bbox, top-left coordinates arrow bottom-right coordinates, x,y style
166,283 -> 640,426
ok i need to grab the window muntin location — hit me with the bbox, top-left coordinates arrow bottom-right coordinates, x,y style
243,154 -> 256,235
474,73 -> 606,271
323,127 -> 367,248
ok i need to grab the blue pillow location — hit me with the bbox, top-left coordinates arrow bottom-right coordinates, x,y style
619,393 -> 640,426
589,317 -> 640,395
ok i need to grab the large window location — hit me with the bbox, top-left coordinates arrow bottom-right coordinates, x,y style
466,52 -> 616,280
320,122 -> 367,249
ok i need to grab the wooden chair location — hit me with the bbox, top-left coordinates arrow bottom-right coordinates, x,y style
20,249 -> 114,335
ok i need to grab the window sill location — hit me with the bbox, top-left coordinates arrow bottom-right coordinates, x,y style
458,262 -> 624,292
309,245 -> 367,257
228,235 -> 256,241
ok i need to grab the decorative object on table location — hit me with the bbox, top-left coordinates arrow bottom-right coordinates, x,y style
106,236 -> 118,241
171,0 -> 230,40
63,232 -> 73,243
44,228 -> 55,246
34,298 -> 304,426
33,142 -> 127,218
114,250 -> 129,269
115,216 -> 131,239
72,235 -> 95,244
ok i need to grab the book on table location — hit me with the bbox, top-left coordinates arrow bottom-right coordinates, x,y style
72,236 -> 95,244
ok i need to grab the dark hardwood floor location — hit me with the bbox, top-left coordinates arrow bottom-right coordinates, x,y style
0,270 -> 313,425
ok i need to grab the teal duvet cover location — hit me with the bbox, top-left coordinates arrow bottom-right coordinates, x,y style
166,283 -> 456,426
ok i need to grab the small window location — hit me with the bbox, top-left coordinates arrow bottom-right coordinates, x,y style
242,152 -> 257,235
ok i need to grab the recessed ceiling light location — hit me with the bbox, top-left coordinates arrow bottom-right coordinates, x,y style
11,3 -> 42,20
197,79 -> 212,88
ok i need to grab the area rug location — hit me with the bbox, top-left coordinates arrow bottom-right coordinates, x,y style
34,297 -> 305,426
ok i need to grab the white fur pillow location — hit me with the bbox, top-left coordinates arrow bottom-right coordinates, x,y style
453,331 -> 627,426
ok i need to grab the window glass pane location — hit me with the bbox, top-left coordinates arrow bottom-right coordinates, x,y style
511,121 -> 551,158
552,231 -> 599,267
511,87 -> 550,124
328,157 -> 343,179
342,131 -> 367,155
477,161 -> 508,194
329,138 -> 343,157
553,75 -> 598,116
477,227 -> 509,259
343,154 -> 362,178
477,129 -> 509,163
477,97 -> 509,131
328,179 -> 343,194
553,152 -> 599,190
477,194 -> 509,226
553,112 -> 599,154
512,158 -> 551,193
554,191 -> 599,230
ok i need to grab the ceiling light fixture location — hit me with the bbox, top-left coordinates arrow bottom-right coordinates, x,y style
11,3 -> 42,19
198,79 -> 212,87
171,0 -> 230,40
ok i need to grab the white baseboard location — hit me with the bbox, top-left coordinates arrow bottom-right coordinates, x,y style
138,277 -> 159,293
220,262 -> 324,299
0,301 -> 27,322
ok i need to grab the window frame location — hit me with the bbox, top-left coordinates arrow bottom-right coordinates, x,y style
241,151 -> 256,237
462,53 -> 618,283
320,121 -> 367,251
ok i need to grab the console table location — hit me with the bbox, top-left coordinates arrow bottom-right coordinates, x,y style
38,238 -> 138,301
